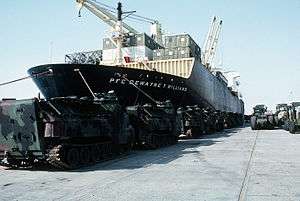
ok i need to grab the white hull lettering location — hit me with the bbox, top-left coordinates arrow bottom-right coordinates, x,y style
108,77 -> 188,92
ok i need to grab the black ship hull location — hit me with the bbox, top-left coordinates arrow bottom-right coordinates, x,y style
28,64 -> 190,106
28,62 -> 244,114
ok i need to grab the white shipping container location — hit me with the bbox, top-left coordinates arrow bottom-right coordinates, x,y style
102,46 -> 153,63
102,49 -> 116,62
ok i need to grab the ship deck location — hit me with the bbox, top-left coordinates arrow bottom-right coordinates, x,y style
1,127 -> 300,201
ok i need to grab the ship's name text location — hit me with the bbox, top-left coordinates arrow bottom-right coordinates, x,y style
109,78 -> 188,92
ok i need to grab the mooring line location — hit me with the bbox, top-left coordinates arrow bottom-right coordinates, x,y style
0,75 -> 32,87
238,130 -> 259,201
0,70 -> 51,87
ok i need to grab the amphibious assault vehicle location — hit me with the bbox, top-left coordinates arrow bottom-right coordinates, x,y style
0,92 -> 132,169
126,101 -> 179,148
177,106 -> 230,138
0,91 -> 179,169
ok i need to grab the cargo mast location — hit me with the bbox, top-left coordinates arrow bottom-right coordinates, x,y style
76,0 -> 162,64
77,0 -> 136,64
115,2 -> 124,64
76,0 -> 138,34
202,16 -> 223,70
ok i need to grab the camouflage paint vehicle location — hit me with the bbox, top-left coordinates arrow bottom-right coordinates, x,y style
177,105 -> 227,138
126,100 -> 179,149
177,105 -> 205,138
0,91 -> 134,169
287,102 -> 300,134
0,99 -> 44,166
250,104 -> 275,130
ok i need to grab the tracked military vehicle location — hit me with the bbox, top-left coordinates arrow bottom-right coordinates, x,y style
250,105 -> 275,130
0,91 -> 134,169
126,101 -> 179,149
179,105 -> 206,138
178,106 -> 226,138
286,102 -> 300,134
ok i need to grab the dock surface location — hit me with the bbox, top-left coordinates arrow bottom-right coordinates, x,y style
1,127 -> 300,201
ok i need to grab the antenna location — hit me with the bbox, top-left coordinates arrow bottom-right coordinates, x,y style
49,41 -> 53,64
289,91 -> 294,102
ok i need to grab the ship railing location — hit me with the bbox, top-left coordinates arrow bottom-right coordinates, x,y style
65,50 -> 103,65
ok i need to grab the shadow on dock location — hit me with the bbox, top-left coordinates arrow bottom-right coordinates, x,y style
74,126 -> 245,172
1,127 -> 245,172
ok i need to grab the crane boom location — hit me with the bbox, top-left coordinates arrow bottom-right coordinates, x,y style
207,20 -> 222,67
202,16 -> 217,63
202,16 -> 222,69
76,0 -> 139,34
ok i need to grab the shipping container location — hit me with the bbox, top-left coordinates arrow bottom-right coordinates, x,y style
164,34 -> 201,60
165,48 -> 178,60
103,35 -> 136,50
103,38 -> 117,50
164,34 -> 196,47
135,33 -> 163,50
102,46 -> 153,63
102,49 -> 116,62
153,49 -> 165,60
122,34 -> 137,47
127,46 -> 153,61
164,36 -> 178,48
177,47 -> 192,58
103,33 -> 162,51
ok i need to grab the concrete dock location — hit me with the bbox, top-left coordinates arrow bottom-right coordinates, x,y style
1,127 -> 300,201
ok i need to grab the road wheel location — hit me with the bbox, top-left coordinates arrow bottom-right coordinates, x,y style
283,121 -> 289,131
150,135 -> 158,149
90,146 -> 98,163
79,147 -> 90,164
268,115 -> 274,129
66,148 -> 79,169
250,116 -> 257,130
289,122 -> 296,134
274,116 -> 279,127
191,127 -> 201,137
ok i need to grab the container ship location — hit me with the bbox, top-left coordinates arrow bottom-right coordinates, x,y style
28,0 -> 244,131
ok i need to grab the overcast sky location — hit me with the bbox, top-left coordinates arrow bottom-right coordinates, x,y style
0,0 -> 299,114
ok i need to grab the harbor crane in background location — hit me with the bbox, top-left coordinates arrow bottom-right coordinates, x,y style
202,16 -> 223,70
76,0 -> 163,64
